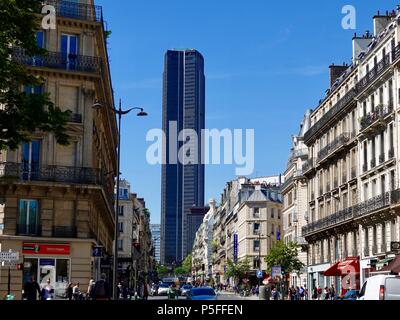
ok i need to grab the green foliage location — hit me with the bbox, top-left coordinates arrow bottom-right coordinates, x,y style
0,0 -> 70,150
182,254 -> 192,274
225,258 -> 251,280
264,241 -> 305,274
173,266 -> 185,276
156,264 -> 169,276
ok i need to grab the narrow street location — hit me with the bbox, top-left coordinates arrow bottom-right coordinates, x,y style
148,292 -> 259,301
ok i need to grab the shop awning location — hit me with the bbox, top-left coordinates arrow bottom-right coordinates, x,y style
376,258 -> 394,270
381,256 -> 400,274
324,258 -> 360,277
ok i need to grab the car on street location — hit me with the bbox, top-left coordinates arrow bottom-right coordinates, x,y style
358,275 -> 400,300
150,284 -> 158,296
157,283 -> 170,296
338,290 -> 359,300
187,287 -> 217,300
180,284 -> 193,296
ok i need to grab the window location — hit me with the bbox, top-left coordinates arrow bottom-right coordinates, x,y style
118,222 -> 123,233
36,31 -> 45,49
118,240 -> 123,251
278,210 -> 281,219
253,223 -> 260,235
118,205 -> 124,216
253,259 -> 260,269
18,199 -> 39,235
22,140 -> 41,180
253,240 -> 260,252
61,34 -> 78,70
271,208 -> 275,219
271,224 -> 275,235
253,208 -> 260,218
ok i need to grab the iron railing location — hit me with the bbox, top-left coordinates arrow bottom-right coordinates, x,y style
356,53 -> 392,93
317,133 -> 350,163
303,189 -> 400,237
304,89 -> 357,144
12,47 -> 102,74
359,104 -> 393,132
43,0 -> 103,22
52,226 -> 77,238
281,176 -> 294,191
16,224 -> 41,236
0,162 -> 104,185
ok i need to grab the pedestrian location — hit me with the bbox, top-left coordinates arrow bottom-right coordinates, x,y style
312,287 -> 318,300
299,286 -> 305,300
92,273 -> 111,300
324,287 -> 330,300
65,282 -> 73,300
295,286 -> 300,300
41,279 -> 54,300
329,284 -> 336,300
87,279 -> 95,300
23,276 -> 41,301
317,285 -> 322,300
304,285 -> 308,300
143,281 -> 149,300
271,286 -> 279,300
167,284 -> 179,300
72,282 -> 81,300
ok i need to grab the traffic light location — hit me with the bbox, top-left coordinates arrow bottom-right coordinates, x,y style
16,263 -> 24,270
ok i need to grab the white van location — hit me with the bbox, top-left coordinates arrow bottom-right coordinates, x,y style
358,275 -> 400,300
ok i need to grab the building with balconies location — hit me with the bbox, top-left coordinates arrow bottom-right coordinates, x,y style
0,0 -> 117,299
301,9 -> 400,294
282,110 -> 312,288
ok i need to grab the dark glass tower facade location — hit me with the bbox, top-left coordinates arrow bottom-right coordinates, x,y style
161,49 -> 205,265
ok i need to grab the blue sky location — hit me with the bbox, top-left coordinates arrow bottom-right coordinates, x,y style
96,0 -> 399,224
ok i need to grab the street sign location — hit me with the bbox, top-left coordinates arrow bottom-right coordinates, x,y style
0,251 -> 19,262
92,246 -> 103,257
256,270 -> 263,279
272,266 -> 281,278
1,261 -> 17,268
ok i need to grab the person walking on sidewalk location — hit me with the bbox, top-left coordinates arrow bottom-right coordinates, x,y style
23,277 -> 41,301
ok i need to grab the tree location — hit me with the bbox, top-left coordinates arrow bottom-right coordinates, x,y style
0,0 -> 70,151
173,266 -> 185,276
182,254 -> 192,274
156,264 -> 169,276
225,258 -> 251,280
264,241 -> 305,274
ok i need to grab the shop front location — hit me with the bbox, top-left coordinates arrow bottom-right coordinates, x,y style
307,263 -> 331,291
22,243 -> 71,298
323,257 -> 360,296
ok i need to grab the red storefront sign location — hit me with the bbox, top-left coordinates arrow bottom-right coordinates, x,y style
22,243 -> 70,255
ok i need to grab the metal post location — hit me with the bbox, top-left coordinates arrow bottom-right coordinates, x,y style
113,99 -> 122,300
7,266 -> 11,296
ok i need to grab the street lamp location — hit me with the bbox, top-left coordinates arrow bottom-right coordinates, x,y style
93,99 -> 148,300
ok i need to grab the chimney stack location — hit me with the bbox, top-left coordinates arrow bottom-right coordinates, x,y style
329,64 -> 348,86
373,13 -> 392,36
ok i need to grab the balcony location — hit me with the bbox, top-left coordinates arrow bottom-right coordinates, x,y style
12,47 -> 102,74
281,176 -> 294,191
52,226 -> 77,238
0,162 -> 105,186
43,0 -> 103,22
294,236 -> 308,246
302,158 -> 314,174
356,53 -> 392,94
304,89 -> 357,145
359,104 -> 394,134
16,224 -> 41,236
317,133 -> 350,163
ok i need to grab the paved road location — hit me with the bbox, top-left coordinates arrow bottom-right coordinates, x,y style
148,292 -> 260,301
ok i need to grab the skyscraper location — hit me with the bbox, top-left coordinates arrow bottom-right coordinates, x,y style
150,224 -> 161,263
161,49 -> 205,265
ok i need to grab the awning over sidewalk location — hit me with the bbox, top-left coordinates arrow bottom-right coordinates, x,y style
381,256 -> 400,274
324,257 -> 360,277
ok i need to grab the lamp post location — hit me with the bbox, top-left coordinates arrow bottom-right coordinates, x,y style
93,99 -> 148,300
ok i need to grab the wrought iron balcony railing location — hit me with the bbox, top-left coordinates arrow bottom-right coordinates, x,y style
281,176 -> 294,191
317,133 -> 350,163
303,189 -> 400,237
304,89 -> 357,144
12,47 -> 102,74
359,104 -> 393,132
52,226 -> 77,238
43,0 -> 103,22
0,162 -> 105,186
16,224 -> 41,236
356,53 -> 392,94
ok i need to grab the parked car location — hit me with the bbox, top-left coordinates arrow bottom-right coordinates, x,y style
150,284 -> 158,296
187,287 -> 217,300
180,284 -> 193,296
157,283 -> 170,296
339,290 -> 359,300
358,275 -> 400,300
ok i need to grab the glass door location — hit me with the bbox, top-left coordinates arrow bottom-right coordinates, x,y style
61,34 -> 78,70
22,140 -> 41,180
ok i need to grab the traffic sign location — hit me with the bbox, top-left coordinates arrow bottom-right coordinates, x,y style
272,266 -> 281,278
256,270 -> 263,279
0,251 -> 19,262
